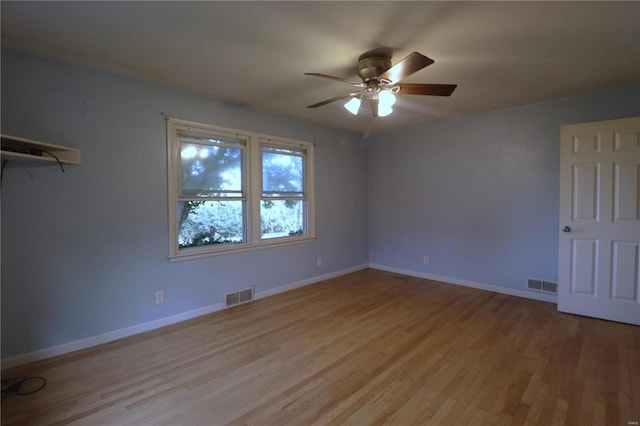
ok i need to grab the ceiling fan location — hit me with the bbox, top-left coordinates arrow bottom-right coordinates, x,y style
305,49 -> 457,117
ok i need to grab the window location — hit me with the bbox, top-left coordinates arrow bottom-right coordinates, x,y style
167,118 -> 315,260
261,143 -> 307,239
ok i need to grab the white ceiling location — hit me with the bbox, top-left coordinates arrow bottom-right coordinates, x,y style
2,1 -> 639,134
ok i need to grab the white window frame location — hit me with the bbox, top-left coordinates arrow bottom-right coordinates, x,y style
167,117 -> 315,261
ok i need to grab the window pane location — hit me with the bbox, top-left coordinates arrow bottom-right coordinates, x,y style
181,142 -> 242,197
262,151 -> 304,195
178,200 -> 244,249
261,199 -> 305,239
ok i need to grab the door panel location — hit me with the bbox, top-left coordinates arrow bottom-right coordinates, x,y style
573,133 -> 601,153
613,162 -> 639,221
611,241 -> 638,301
559,116 -> 640,325
614,130 -> 639,151
572,163 -> 600,221
570,239 -> 597,295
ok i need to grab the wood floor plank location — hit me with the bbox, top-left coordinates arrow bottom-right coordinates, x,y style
2,269 -> 638,425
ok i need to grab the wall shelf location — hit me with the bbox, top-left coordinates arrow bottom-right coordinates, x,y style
1,134 -> 81,165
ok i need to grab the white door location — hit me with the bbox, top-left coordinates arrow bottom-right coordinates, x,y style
558,116 -> 640,325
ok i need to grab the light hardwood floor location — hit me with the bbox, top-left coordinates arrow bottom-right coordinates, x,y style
1,269 -> 638,425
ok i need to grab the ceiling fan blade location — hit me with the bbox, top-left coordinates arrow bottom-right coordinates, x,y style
304,73 -> 363,86
377,52 -> 434,84
306,93 -> 358,109
396,83 -> 458,96
368,97 -> 378,118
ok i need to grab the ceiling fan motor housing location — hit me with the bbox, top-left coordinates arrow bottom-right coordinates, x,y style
357,56 -> 391,82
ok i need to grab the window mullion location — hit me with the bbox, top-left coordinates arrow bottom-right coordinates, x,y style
248,135 -> 262,245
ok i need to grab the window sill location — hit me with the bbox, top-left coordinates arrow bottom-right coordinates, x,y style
168,235 -> 317,262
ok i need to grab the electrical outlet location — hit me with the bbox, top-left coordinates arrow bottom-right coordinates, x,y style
317,257 -> 323,267
155,291 -> 164,304
423,256 -> 430,264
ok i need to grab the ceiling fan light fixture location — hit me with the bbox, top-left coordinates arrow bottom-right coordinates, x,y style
378,89 -> 396,108
344,97 -> 361,115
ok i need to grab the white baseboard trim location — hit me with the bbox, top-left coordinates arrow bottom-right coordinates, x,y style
255,263 -> 368,300
1,263 -> 369,369
1,303 -> 224,370
369,263 -> 558,304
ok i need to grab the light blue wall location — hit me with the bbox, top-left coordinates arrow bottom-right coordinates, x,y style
1,50 -> 369,358
368,84 -> 640,292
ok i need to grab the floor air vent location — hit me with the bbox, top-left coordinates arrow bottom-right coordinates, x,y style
527,279 -> 557,294
225,287 -> 254,307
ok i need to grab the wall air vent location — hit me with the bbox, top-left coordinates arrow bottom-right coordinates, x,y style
527,279 -> 542,290
225,286 -> 255,308
527,278 -> 557,294
542,281 -> 558,293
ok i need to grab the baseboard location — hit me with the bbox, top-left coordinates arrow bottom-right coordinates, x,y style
1,302 -> 225,370
1,263 -> 369,369
369,263 -> 558,304
255,263 -> 368,300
